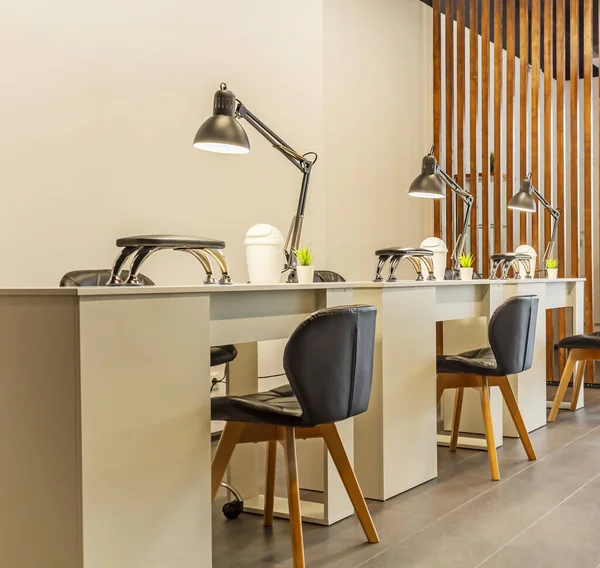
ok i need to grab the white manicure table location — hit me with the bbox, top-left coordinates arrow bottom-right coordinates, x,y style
0,278 -> 583,567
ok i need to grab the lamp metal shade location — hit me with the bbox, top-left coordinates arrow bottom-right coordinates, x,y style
193,83 -> 250,154
408,155 -> 445,199
508,177 -> 537,213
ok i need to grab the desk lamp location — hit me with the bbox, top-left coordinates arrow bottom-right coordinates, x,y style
408,149 -> 474,279
193,83 -> 317,278
508,173 -> 561,262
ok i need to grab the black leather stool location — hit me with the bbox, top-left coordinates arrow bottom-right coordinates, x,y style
548,332 -> 600,421
211,305 -> 379,568
437,296 -> 539,480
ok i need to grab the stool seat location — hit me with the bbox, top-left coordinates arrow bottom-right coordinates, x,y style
212,385 -> 304,427
491,252 -> 531,261
437,347 -> 499,376
558,332 -> 600,350
210,345 -> 238,366
375,247 -> 434,257
116,234 -> 225,249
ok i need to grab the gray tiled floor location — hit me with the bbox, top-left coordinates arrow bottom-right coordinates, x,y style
213,387 -> 600,567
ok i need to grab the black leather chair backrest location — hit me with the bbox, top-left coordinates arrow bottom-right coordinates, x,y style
283,305 -> 376,426
60,269 -> 154,287
488,295 -> 538,375
313,270 -> 346,283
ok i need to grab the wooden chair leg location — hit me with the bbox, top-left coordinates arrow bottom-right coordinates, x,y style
449,388 -> 464,452
211,422 -> 245,501
479,378 -> 500,481
548,351 -> 577,422
497,379 -> 536,460
264,439 -> 278,527
436,379 -> 445,406
320,423 -> 379,544
570,359 -> 586,411
283,427 -> 305,568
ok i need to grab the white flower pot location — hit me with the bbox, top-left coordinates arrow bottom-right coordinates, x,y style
546,268 -> 558,280
460,267 -> 473,281
296,265 -> 314,284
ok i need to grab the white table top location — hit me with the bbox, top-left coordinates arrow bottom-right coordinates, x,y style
0,278 -> 584,297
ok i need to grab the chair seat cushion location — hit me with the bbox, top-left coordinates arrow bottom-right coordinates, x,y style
210,345 -> 238,367
211,385 -> 305,427
437,347 -> 501,375
558,332 -> 600,350
116,234 -> 225,249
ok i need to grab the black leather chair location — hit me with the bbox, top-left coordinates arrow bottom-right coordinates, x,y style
436,296 -> 539,481
312,270 -> 345,283
211,305 -> 379,568
548,332 -> 600,422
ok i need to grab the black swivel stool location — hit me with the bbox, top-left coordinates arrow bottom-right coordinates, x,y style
211,305 -> 379,568
548,331 -> 600,422
437,296 -> 539,481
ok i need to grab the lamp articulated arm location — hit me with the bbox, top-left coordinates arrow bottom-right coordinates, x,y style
235,102 -> 316,272
529,183 -> 561,262
436,166 -> 474,274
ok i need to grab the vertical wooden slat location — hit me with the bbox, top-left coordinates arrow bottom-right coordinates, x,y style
433,0 -> 442,238
531,0 -> 541,266
519,0 -> 529,247
481,0 -> 491,276
445,0 -> 455,252
569,0 -> 579,282
456,0 -> 466,245
583,0 -> 593,381
556,0 -> 567,372
505,0 -> 516,253
493,0 -> 503,256
469,0 -> 479,265
543,0 -> 554,381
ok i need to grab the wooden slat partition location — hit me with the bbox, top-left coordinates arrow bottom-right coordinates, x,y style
481,0 -> 491,277
569,0 -> 579,282
456,0 -> 466,238
469,0 -> 478,263
556,0 -> 567,372
583,0 -> 593,381
543,0 -> 554,381
433,0 -> 442,238
493,0 -> 503,256
445,0 -> 455,252
531,0 -> 541,266
519,0 -> 529,247
505,0 -> 516,252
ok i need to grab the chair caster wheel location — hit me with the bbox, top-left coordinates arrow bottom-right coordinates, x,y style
222,499 -> 244,520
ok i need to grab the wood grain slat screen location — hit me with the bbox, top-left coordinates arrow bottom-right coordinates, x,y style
556,0 -> 567,373
583,0 -> 593,381
543,0 -> 554,381
481,0 -> 491,276
493,0 -> 503,256
519,0 -> 529,247
431,1 -> 596,378
469,0 -> 479,263
505,0 -> 516,253
433,0 -> 442,238
531,0 -> 541,264
456,0 -> 466,238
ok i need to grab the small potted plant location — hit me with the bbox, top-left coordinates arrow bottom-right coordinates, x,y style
459,253 -> 475,281
545,257 -> 558,279
293,246 -> 315,284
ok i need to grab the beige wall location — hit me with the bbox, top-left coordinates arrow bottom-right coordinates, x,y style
1,0 -> 431,287
324,0 -> 434,281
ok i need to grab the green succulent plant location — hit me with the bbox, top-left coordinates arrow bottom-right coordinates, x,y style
459,253 -> 475,268
545,257 -> 559,269
293,246 -> 315,267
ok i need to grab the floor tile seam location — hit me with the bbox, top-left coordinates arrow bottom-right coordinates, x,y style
373,423 -> 600,554
473,470 -> 600,568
